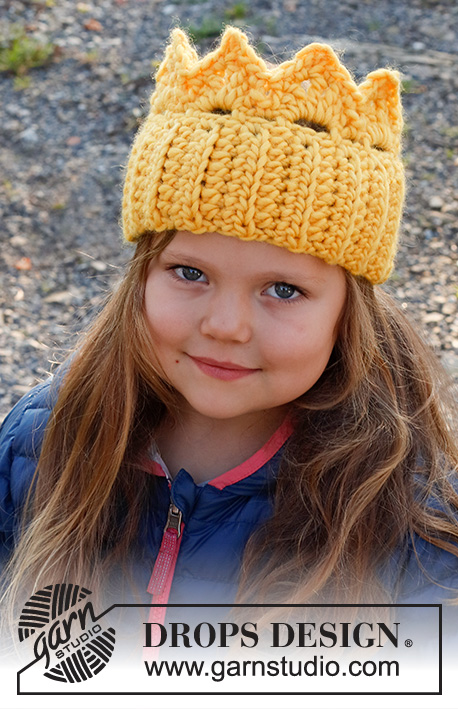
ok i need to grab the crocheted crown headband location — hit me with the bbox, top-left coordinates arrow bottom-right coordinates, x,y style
122,27 -> 405,284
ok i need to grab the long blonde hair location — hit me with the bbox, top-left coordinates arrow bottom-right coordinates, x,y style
2,230 -> 458,616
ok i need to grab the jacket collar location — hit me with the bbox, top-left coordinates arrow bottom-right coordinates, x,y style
148,416 -> 293,493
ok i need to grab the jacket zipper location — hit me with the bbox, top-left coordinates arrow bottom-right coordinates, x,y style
144,502 -> 184,660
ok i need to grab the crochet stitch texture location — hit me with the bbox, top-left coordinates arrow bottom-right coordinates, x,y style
122,27 -> 405,283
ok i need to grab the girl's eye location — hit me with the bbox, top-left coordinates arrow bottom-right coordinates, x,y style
265,282 -> 302,300
174,266 -> 206,282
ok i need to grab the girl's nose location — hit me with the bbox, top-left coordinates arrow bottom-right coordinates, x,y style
200,291 -> 252,343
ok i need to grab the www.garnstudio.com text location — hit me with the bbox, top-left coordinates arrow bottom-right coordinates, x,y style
144,656 -> 399,682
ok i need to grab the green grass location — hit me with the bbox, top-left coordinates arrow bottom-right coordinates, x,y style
13,75 -> 32,90
184,17 -> 225,42
401,121 -> 412,137
184,4 -> 250,45
368,20 -> 381,31
441,126 -> 458,139
224,2 -> 248,20
79,49 -> 99,65
0,25 -> 55,76
401,78 -> 425,94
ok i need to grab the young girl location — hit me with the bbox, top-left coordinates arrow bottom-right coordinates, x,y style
1,27 -> 458,627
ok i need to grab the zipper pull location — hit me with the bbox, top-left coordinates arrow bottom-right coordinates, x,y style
145,501 -> 185,660
165,503 -> 183,538
147,502 -> 184,596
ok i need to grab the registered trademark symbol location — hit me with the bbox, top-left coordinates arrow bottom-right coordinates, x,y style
405,638 -> 413,647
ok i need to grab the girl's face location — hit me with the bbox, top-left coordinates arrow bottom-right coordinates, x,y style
144,231 -> 347,425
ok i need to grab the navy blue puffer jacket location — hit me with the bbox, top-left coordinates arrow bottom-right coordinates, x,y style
1,375 -> 458,612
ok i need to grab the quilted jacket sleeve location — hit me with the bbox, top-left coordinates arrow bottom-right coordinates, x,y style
398,534 -> 458,603
0,378 -> 56,565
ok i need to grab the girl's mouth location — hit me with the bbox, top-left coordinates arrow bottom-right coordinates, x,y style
188,355 -> 259,381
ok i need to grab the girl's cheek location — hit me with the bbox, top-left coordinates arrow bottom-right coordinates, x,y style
148,304 -> 190,344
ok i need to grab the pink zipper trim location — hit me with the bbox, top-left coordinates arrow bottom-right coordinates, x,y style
143,459 -> 167,477
208,416 -> 293,490
143,522 -> 184,662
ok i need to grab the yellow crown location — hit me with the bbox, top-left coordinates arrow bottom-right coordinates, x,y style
122,27 -> 405,283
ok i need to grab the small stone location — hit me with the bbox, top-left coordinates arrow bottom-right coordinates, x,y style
442,303 -> 457,315
91,260 -> 108,272
84,18 -> 103,32
11,330 -> 25,340
65,37 -> 83,47
44,291 -> 74,304
442,353 -> 458,377
4,120 -> 23,132
423,312 -> 444,324
429,196 -> 444,209
19,128 -> 39,144
14,257 -> 32,271
10,235 -> 28,247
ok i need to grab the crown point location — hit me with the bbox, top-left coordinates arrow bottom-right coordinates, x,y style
296,43 -> 354,83
155,27 -> 198,82
360,69 -> 403,135
220,25 -> 249,45
362,69 -> 402,101
218,25 -> 267,73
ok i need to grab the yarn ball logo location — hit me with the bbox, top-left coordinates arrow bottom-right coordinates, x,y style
18,583 -> 116,683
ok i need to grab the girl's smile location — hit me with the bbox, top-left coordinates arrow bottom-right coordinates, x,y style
144,230 -> 347,427
188,355 -> 260,381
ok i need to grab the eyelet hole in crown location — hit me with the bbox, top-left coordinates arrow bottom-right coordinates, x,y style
295,118 -> 329,133
210,108 -> 232,115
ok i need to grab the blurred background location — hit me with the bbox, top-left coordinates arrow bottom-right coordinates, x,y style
0,0 -> 457,422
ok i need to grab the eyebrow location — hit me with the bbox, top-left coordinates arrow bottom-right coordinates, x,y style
160,250 -> 326,284
258,271 -> 325,285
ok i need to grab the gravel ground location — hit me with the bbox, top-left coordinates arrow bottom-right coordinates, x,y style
1,0 -> 457,423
